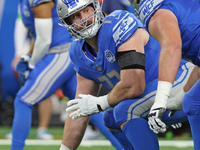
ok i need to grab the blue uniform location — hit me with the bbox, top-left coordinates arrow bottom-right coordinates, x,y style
139,0 -> 200,66
18,0 -> 75,104
139,0 -> 200,149
11,1 -> 123,150
70,10 -> 195,149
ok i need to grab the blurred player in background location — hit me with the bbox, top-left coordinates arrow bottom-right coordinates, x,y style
7,7 -> 54,140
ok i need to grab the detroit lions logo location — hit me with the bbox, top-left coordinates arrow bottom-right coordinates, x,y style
141,0 -> 155,16
63,0 -> 80,9
119,20 -> 129,34
139,0 -> 164,25
105,50 -> 116,63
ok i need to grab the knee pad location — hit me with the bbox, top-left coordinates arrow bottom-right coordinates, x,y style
103,109 -> 121,130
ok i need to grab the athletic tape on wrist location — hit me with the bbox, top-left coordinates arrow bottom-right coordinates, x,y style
153,81 -> 172,109
97,95 -> 111,111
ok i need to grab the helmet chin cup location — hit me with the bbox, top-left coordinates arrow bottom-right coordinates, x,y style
57,0 -> 104,39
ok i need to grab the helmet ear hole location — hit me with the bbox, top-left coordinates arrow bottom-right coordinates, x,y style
63,17 -> 72,25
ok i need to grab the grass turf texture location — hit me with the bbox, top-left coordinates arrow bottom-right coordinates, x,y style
0,126 -> 194,150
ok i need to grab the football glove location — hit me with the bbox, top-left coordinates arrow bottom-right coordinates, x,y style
66,94 -> 111,120
148,81 -> 172,134
15,54 -> 32,86
148,107 -> 167,134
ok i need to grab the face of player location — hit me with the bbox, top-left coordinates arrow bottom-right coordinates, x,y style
68,5 -> 95,31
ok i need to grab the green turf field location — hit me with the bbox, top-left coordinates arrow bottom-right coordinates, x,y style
0,126 -> 194,150
0,145 -> 195,150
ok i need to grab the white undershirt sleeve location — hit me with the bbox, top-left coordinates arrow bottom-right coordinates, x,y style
29,18 -> 53,69
14,18 -> 30,56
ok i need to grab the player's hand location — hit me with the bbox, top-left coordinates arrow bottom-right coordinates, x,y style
15,54 -> 32,86
66,94 -> 110,120
148,107 -> 167,134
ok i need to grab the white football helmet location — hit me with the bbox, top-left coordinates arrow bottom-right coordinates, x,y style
57,0 -> 104,39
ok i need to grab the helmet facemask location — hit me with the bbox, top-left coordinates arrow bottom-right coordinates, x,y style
58,0 -> 104,39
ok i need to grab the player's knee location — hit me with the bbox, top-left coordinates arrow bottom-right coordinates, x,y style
103,109 -> 121,130
14,96 -> 33,109
182,91 -> 200,115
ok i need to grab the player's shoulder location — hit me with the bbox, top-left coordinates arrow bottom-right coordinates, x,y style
28,0 -> 52,7
99,10 -> 144,48
104,10 -> 138,26
139,0 -> 164,28
103,10 -> 143,32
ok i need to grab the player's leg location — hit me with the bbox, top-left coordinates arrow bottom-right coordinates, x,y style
122,118 -> 158,150
37,96 -> 53,139
110,130 -> 133,150
114,97 -> 159,150
11,52 -> 72,150
183,79 -> 200,150
104,109 -> 134,150
90,113 -> 123,150
166,62 -> 198,111
162,62 -> 197,125
11,98 -> 33,150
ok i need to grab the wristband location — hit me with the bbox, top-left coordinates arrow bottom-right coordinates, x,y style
97,95 -> 111,111
152,81 -> 172,110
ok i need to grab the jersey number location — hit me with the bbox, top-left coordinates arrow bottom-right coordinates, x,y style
97,69 -> 120,89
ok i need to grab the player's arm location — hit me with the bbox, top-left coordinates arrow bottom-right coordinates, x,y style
107,28 -> 149,107
62,73 -> 100,149
29,1 -> 54,69
75,73 -> 101,97
66,28 -> 149,120
148,9 -> 182,109
147,9 -> 182,134
67,28 -> 149,120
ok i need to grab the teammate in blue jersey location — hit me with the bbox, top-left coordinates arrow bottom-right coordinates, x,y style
11,0 -> 123,150
57,0 -> 200,149
129,0 -> 200,148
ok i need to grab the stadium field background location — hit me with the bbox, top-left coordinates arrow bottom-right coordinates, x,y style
0,126 -> 194,150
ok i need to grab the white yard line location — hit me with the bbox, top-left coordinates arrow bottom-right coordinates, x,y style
0,139 -> 194,147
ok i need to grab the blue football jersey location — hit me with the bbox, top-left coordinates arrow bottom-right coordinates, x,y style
20,0 -> 73,48
70,10 -> 160,90
139,0 -> 200,65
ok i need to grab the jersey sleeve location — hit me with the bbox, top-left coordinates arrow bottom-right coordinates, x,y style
29,0 -> 52,7
138,0 -> 164,29
102,10 -> 145,51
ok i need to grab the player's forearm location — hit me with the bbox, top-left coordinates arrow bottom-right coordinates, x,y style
153,44 -> 182,109
62,115 -> 90,149
108,80 -> 145,107
158,47 -> 181,83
